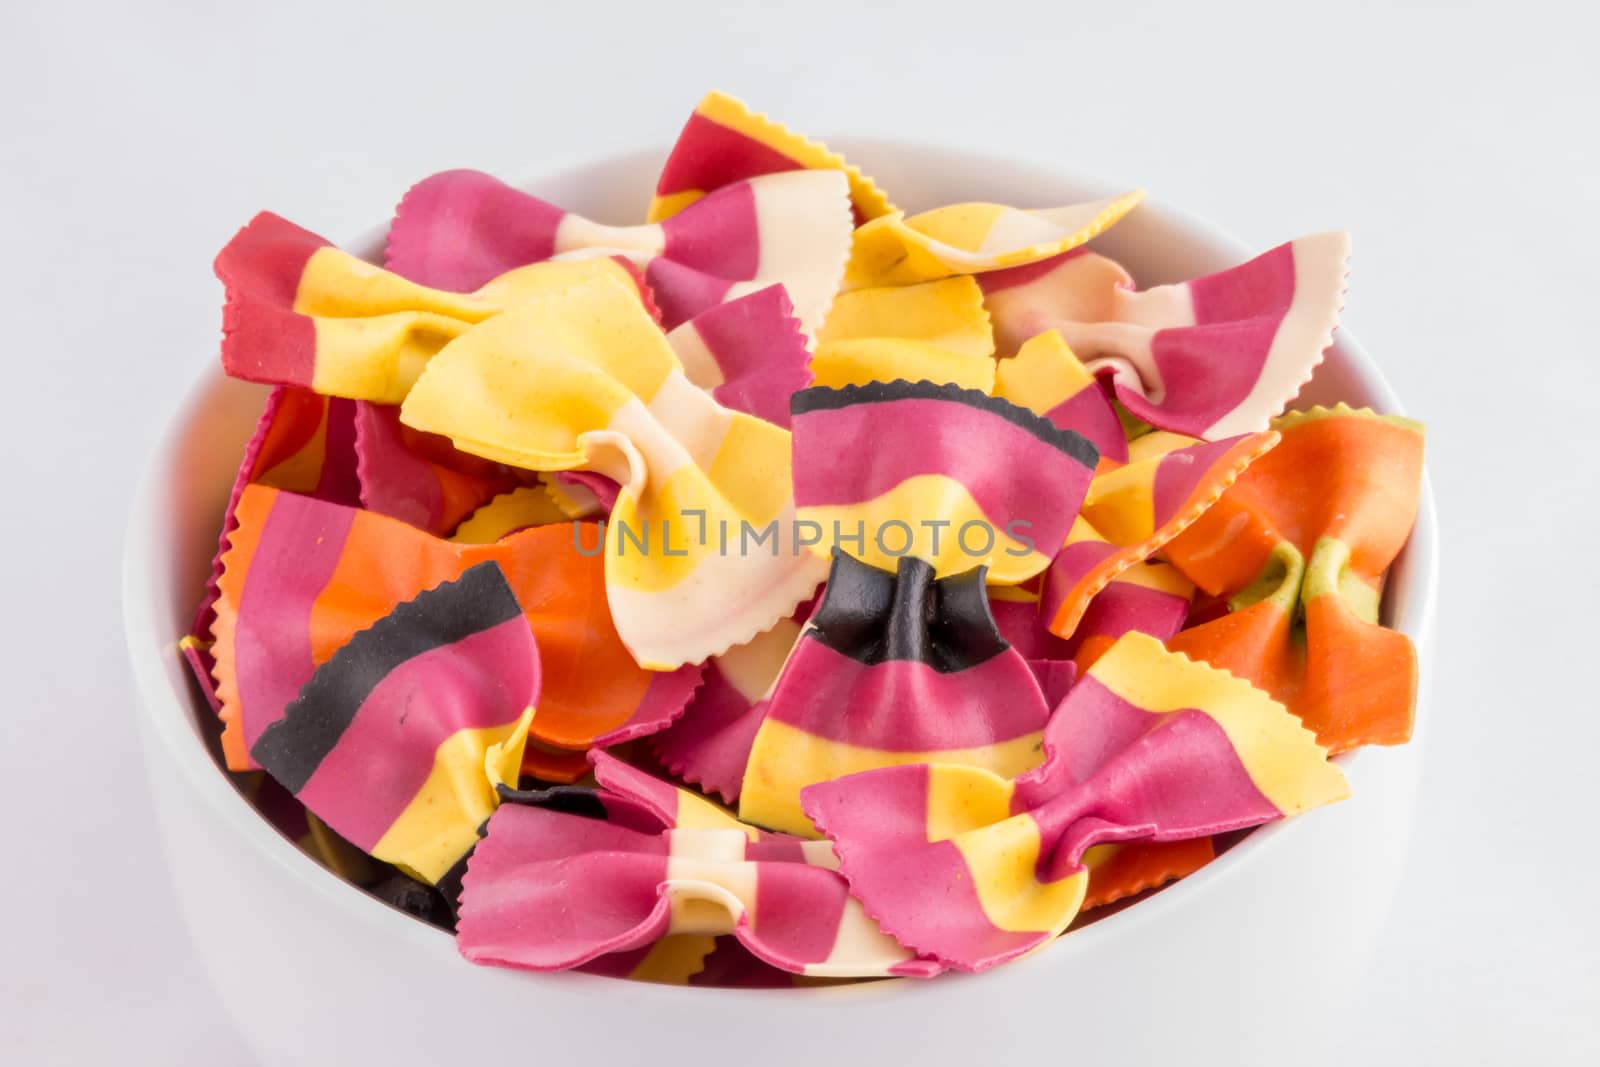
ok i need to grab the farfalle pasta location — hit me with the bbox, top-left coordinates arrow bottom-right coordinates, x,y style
184,385 -> 513,709
649,89 -> 895,224
210,484 -> 699,770
980,234 -> 1351,438
399,273 -> 827,668
802,633 -> 1349,971
790,380 -> 1099,583
457,810 -> 935,979
1162,405 -> 1426,752
251,563 -> 536,884
739,553 -> 1052,837
217,211 -> 652,402
457,754 -> 936,979
1060,560 -> 1195,669
191,386 -> 360,642
385,166 -> 852,333
186,89 -> 1426,990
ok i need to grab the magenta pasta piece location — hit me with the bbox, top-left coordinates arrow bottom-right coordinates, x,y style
738,553 -> 1052,836
214,211 -> 663,404
468,755 -> 929,980
665,285 -> 813,428
190,387 -> 512,641
250,562 -> 537,885
981,234 -> 1350,438
802,633 -> 1349,971
455,802 -> 936,979
790,380 -> 1099,584
190,386 -> 362,641
649,90 -> 894,225
211,484 -> 695,772
383,167 -> 851,333
979,248 -> 1128,357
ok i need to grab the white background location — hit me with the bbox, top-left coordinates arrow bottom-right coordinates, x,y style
4,1 -> 1597,1062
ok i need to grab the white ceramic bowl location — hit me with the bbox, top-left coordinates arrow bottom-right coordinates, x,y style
123,141 -> 1438,1066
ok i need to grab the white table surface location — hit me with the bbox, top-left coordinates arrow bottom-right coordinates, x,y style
5,1 -> 1597,1062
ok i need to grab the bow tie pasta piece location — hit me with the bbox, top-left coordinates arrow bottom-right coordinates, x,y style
191,387 -> 362,644
665,285 -> 813,428
490,779 -> 737,985
650,90 -> 895,224
485,762 -> 787,983
1163,407 -> 1422,595
1163,406 -> 1425,752
993,329 -> 1131,467
216,211 -> 652,402
186,388 -> 515,703
649,605 -> 813,805
384,167 -> 852,334
801,632 -> 1348,972
477,756 -> 930,976
810,277 -> 997,392
791,381 -> 1098,583
739,554 -> 1052,837
1042,430 -> 1278,640
250,563 -> 536,885
844,190 -> 1145,289
400,282 -> 828,669
210,485 -> 700,771
456,808 -> 935,979
981,233 -> 1351,438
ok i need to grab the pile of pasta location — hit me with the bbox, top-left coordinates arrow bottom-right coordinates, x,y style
183,91 -> 1425,983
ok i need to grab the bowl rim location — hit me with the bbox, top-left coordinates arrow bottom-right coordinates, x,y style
122,137 -> 1440,999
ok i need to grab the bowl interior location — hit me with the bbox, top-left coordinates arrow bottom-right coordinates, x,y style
124,139 -> 1438,994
